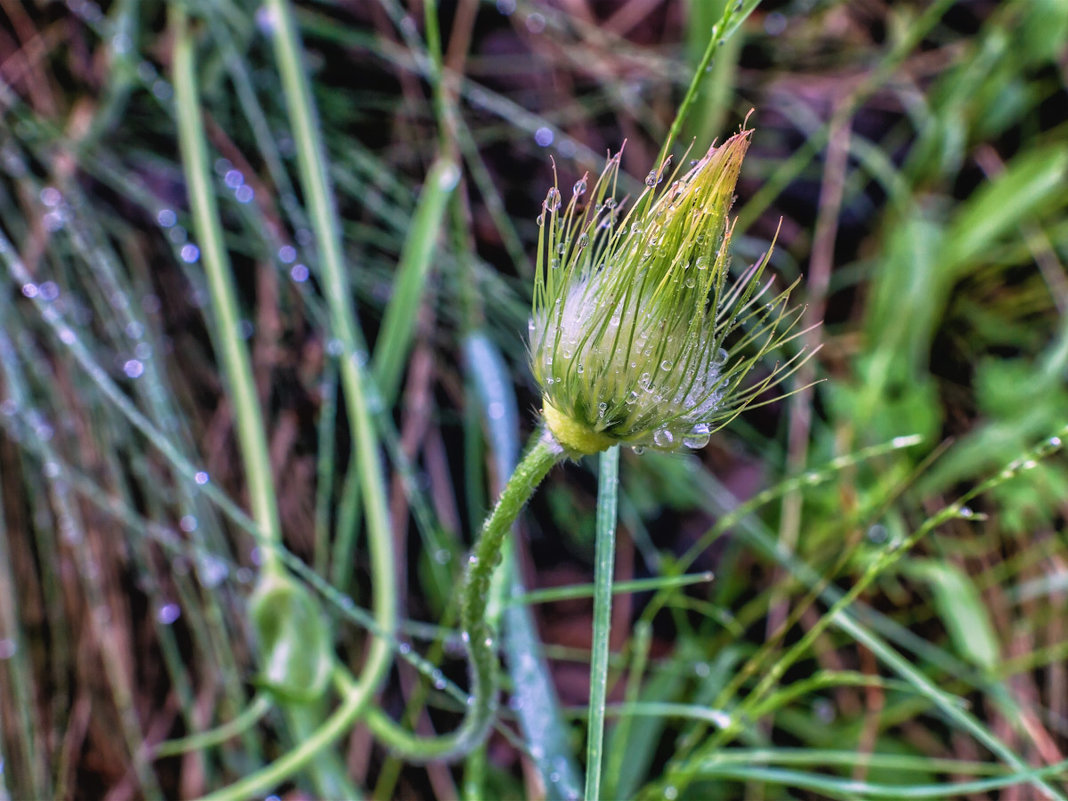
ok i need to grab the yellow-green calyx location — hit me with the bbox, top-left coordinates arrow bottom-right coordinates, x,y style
542,398 -> 616,456
530,128 -> 809,454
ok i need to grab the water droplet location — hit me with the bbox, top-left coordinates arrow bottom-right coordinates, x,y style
713,348 -> 728,366
577,232 -> 589,248
664,786 -> 678,800
40,186 -> 62,207
123,359 -> 144,379
1049,436 -> 1062,447
197,554 -> 229,588
598,402 -> 608,417
683,422 -> 710,449
644,170 -> 658,187
535,127 -> 554,147
180,244 -> 200,263
0,638 -> 18,659
179,514 -> 198,533
398,642 -> 412,654
958,506 -> 974,518
610,315 -> 621,326
432,670 -> 447,690
536,213 -> 544,225
572,178 -> 587,196
576,364 -> 584,374
660,359 -> 673,371
866,524 -> 888,543
631,445 -> 645,455
438,162 -> 461,190
194,471 -> 210,485
290,263 -> 309,282
235,185 -> 254,203
21,283 -> 38,299
468,555 -> 479,566
653,428 -> 674,448
157,603 -> 181,625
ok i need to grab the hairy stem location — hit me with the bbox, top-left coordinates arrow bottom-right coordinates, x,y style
363,429 -> 563,760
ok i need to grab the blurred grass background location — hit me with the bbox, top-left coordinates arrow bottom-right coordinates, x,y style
1,0 -> 1068,799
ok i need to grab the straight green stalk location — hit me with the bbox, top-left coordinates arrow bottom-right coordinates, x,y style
172,7 -> 283,577
584,446 -> 620,801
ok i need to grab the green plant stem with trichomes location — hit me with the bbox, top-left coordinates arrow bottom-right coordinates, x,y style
362,430 -> 563,759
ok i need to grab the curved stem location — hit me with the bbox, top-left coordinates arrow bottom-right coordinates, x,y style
363,430 -> 563,760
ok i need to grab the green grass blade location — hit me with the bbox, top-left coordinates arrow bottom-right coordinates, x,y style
172,6 -> 283,574
584,445 -> 620,801
372,157 -> 459,402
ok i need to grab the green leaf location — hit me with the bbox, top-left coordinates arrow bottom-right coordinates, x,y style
942,145 -> 1068,275
904,560 -> 1000,671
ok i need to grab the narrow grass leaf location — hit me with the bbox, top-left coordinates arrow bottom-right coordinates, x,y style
373,156 -> 459,402
903,559 -> 1001,671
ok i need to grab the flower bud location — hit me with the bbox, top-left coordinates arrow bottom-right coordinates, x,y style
530,130 -> 808,457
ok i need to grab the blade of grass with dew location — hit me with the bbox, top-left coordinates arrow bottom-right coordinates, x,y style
172,10 -> 359,797
372,156 -> 459,402
690,760 -> 1068,799
464,330 -> 582,800
682,0 -> 742,150
511,571 -> 714,606
193,0 -> 398,796
653,430 -> 1068,801
172,5 -> 283,575
584,445 -> 620,801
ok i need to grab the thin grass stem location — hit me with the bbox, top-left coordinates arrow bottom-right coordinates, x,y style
584,445 -> 620,801
172,6 -> 283,576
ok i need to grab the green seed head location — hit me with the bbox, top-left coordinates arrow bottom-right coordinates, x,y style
530,130 -> 809,457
